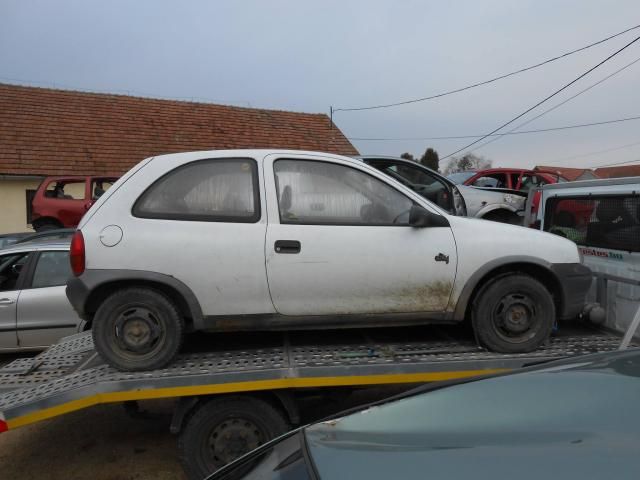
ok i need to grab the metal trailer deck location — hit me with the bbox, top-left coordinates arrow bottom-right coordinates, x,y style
0,325 -> 629,433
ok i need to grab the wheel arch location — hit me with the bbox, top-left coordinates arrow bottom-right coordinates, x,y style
81,270 -> 204,330
454,257 -> 563,322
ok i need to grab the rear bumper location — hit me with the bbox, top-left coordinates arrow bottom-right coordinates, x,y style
66,276 -> 90,320
550,263 -> 593,320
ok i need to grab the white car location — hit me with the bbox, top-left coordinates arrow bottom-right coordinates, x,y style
66,150 -> 592,371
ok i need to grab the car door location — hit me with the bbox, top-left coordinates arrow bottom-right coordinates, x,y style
16,249 -> 81,348
264,154 -> 457,316
0,251 -> 31,350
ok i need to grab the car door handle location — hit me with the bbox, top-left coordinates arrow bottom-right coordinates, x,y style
274,240 -> 301,254
0,298 -> 15,306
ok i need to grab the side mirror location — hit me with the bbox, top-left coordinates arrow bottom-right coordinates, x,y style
409,205 -> 450,228
11,264 -> 23,275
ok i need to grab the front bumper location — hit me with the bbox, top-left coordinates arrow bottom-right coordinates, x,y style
550,263 -> 593,320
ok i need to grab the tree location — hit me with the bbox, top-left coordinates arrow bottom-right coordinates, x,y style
443,153 -> 492,175
400,152 -> 416,162
419,148 -> 439,172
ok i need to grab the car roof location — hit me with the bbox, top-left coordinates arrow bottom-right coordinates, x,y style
0,239 -> 70,254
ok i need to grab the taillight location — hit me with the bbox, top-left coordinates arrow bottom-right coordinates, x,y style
70,230 -> 85,276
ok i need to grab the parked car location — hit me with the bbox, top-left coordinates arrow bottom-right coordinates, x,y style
66,149 -> 591,371
0,240 -> 84,352
360,156 -> 527,224
14,228 -> 76,245
0,232 -> 31,249
461,167 -> 568,222
207,348 -> 640,480
31,175 -> 118,231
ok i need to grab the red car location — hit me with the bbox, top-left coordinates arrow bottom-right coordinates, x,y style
462,168 -> 569,224
31,176 -> 118,231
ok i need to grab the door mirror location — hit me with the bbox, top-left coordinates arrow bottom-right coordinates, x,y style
409,205 -> 450,228
11,263 -> 23,275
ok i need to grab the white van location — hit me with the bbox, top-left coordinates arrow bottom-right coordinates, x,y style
534,176 -> 640,334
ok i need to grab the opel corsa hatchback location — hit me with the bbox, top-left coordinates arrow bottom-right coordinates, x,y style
66,150 -> 592,371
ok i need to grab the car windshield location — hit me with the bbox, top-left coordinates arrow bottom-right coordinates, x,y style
446,171 -> 476,184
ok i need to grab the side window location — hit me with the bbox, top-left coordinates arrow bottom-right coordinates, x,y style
0,253 -> 31,292
31,251 -> 72,289
376,163 -> 451,211
44,180 -> 85,200
133,159 -> 260,222
544,195 -> 640,252
274,160 -> 414,225
472,176 -> 499,188
519,174 -> 541,192
92,179 -> 115,200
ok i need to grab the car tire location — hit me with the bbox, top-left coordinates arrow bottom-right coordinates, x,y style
34,221 -> 60,232
472,274 -> 555,353
92,287 -> 184,371
178,396 -> 290,480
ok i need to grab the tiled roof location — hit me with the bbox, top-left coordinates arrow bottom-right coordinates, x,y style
0,83 -> 358,176
594,165 -> 640,179
534,165 -> 596,181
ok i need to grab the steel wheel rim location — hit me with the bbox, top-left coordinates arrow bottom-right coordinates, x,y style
491,292 -> 541,344
111,304 -> 167,360
205,417 -> 264,470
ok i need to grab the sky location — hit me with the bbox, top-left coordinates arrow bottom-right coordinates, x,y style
1,0 -> 640,171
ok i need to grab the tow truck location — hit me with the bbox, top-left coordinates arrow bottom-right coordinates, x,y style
1,320 -> 637,479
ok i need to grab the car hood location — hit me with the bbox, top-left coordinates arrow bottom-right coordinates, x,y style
305,349 -> 640,480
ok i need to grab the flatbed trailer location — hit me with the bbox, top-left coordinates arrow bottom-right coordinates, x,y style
0,324 -> 631,478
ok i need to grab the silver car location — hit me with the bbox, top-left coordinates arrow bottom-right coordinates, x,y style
0,240 -> 83,352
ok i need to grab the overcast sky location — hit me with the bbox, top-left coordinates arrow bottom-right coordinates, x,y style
1,0 -> 639,170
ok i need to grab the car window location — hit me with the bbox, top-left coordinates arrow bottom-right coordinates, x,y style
472,176 -> 499,188
376,163 -> 451,211
0,252 -> 31,292
274,160 -> 414,225
44,180 -> 85,200
92,179 -> 115,200
31,251 -> 72,288
133,159 -> 260,222
519,174 -> 544,192
544,194 -> 639,251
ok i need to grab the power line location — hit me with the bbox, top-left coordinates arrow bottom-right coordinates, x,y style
593,158 -> 640,168
464,54 -> 640,154
333,23 -> 640,112
348,115 -> 640,141
439,33 -> 640,161
547,139 -> 640,164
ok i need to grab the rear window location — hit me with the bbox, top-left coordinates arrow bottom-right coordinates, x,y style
544,194 -> 640,252
133,158 -> 260,222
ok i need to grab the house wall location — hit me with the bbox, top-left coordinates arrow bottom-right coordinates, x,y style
0,177 -> 43,234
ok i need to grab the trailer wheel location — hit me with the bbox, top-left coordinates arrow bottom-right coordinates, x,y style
92,287 -> 184,371
472,274 -> 555,353
178,396 -> 290,480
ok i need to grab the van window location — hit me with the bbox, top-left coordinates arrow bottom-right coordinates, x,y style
544,195 -> 639,252
133,159 -> 260,222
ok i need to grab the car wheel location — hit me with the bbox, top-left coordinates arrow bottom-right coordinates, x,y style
178,396 -> 290,480
92,287 -> 184,371
472,274 -> 555,353
34,221 -> 60,232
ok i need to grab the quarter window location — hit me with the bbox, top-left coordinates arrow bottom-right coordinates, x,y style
274,160 -> 414,225
31,251 -> 72,288
133,159 -> 260,222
